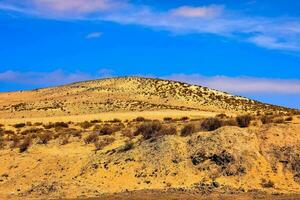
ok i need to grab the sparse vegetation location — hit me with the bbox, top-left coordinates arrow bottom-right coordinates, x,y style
180,124 -> 196,136
236,115 -> 252,128
94,137 -> 115,151
261,179 -> 274,188
84,132 -> 99,144
13,123 -> 26,129
201,118 -> 222,131
37,131 -> 53,144
19,137 -> 32,153
79,121 -> 93,129
135,121 -> 163,139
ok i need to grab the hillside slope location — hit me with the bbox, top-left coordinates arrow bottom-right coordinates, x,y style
0,77 -> 295,119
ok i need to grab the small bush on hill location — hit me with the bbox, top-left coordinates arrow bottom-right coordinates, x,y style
201,118 -> 222,131
163,117 -> 173,122
118,141 -> 134,152
261,179 -> 274,188
135,121 -> 162,140
94,137 -> 115,151
135,117 -> 146,122
37,131 -> 53,144
84,132 -> 99,144
13,123 -> 26,129
261,115 -> 273,124
90,119 -> 101,123
236,115 -> 252,128
285,116 -> 293,121
273,117 -> 285,124
180,124 -> 196,136
99,126 -> 114,135
159,125 -> 177,136
19,137 -> 32,153
122,129 -> 135,139
180,116 -> 189,121
79,121 -> 93,129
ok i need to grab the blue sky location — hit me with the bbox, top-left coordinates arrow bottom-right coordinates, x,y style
0,0 -> 300,109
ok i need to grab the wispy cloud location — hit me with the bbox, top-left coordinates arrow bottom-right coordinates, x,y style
86,32 -> 102,39
0,0 -> 300,51
0,70 -> 96,86
162,74 -> 300,94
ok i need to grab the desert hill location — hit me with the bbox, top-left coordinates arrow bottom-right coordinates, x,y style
0,77 -> 295,119
0,77 -> 300,200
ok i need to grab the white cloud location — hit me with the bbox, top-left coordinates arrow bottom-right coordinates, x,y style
0,70 -> 97,86
0,0 -> 300,51
162,74 -> 300,94
86,32 -> 102,39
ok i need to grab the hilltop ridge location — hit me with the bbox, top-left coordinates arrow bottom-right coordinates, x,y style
0,76 -> 295,119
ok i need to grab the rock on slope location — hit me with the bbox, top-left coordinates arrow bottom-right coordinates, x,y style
0,77 -> 294,118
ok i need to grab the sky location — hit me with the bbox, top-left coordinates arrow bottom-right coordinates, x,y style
0,0 -> 300,109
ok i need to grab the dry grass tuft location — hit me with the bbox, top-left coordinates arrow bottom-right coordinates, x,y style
236,115 -> 252,128
180,124 -> 196,136
201,118 -> 222,131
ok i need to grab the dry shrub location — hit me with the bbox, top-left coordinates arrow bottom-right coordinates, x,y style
60,137 -> 69,145
90,119 -> 101,123
273,117 -> 285,124
285,116 -> 293,122
261,115 -> 273,124
26,122 -> 32,126
10,134 -> 21,148
0,137 -> 4,149
0,124 -> 4,128
99,126 -> 114,135
201,118 -> 222,131
134,121 -> 177,139
216,113 -> 228,119
163,117 -> 173,122
94,137 -> 115,151
135,117 -> 146,122
221,119 -> 238,127
93,125 -> 101,131
20,128 -> 44,136
84,132 -> 99,144
13,123 -> 26,129
109,118 -> 121,123
236,115 -> 252,128
43,122 -> 68,129
180,124 -> 196,136
180,116 -> 189,121
135,121 -> 162,140
122,129 -> 136,139
33,122 -> 43,126
118,141 -> 134,152
79,121 -> 93,129
261,179 -> 274,188
19,137 -> 32,153
159,125 -> 177,136
37,131 -> 53,144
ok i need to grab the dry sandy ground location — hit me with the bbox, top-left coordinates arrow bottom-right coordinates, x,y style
1,119 -> 300,199
74,190 -> 300,200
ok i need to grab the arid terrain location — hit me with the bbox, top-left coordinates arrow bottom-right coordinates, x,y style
0,77 -> 300,200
